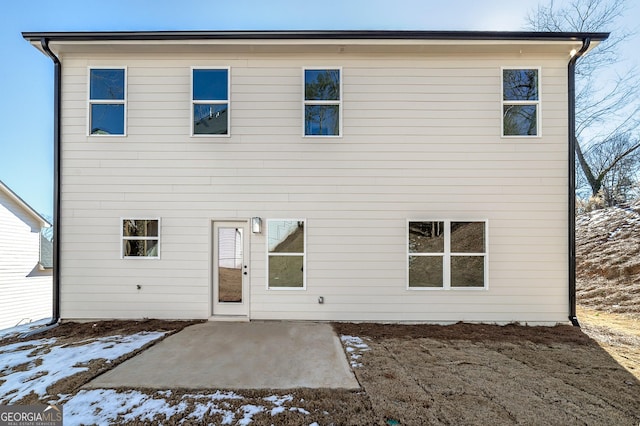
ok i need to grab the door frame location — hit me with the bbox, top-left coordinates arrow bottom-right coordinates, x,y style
211,220 -> 250,318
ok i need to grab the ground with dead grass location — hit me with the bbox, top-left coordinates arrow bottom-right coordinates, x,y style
1,319 -> 638,425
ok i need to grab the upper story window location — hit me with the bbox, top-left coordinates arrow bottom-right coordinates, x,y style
502,68 -> 540,137
89,68 -> 126,136
408,220 -> 487,289
304,68 -> 341,137
122,219 -> 160,259
192,68 -> 230,136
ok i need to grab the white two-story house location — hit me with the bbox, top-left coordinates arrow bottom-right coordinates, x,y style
22,30 -> 607,324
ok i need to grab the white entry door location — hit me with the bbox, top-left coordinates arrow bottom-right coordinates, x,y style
212,221 -> 249,317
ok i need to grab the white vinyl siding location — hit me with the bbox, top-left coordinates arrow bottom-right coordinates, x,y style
57,46 -> 570,323
0,190 -> 51,330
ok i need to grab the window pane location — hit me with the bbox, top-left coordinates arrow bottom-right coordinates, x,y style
305,69 -> 340,101
409,221 -> 444,253
450,222 -> 485,253
193,69 -> 228,101
305,105 -> 339,136
123,239 -> 159,257
90,69 -> 125,100
451,256 -> 484,287
123,220 -> 158,237
269,255 -> 304,287
409,255 -> 443,287
503,69 -> 538,101
268,220 -> 304,253
91,104 -> 125,135
503,104 -> 537,136
193,104 -> 228,135
218,227 -> 242,303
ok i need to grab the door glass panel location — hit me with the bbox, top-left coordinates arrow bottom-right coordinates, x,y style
218,227 -> 242,303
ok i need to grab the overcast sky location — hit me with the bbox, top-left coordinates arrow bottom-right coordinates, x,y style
1,0 -> 638,218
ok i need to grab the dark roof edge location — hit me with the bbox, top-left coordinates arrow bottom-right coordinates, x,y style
22,30 -> 610,42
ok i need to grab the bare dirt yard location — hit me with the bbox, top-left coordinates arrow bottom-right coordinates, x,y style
2,319 -> 638,425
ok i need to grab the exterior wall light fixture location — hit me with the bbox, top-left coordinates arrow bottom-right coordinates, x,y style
251,217 -> 262,234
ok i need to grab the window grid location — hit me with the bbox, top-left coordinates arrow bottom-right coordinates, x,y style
191,67 -> 231,137
88,67 -> 127,137
407,220 -> 487,290
267,219 -> 306,290
121,218 -> 160,259
303,67 -> 342,137
501,67 -> 541,138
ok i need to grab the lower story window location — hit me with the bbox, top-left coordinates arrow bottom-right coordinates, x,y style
408,220 -> 486,289
267,219 -> 305,289
122,219 -> 160,259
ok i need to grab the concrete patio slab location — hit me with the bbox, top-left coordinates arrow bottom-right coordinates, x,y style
86,321 -> 359,390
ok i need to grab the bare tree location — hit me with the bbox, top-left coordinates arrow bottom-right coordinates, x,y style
526,0 -> 640,203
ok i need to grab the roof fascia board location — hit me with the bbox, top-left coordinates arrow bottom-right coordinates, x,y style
0,180 -> 50,227
23,30 -> 610,43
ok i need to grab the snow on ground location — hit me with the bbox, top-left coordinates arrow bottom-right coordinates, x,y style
61,389 -> 312,425
0,318 -> 51,340
0,331 -> 166,404
340,335 -> 370,368
0,323 -> 351,424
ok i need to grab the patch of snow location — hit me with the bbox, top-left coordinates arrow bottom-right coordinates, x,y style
237,404 -> 264,426
264,394 -> 293,405
271,406 -> 286,415
309,423 -> 320,426
0,318 -> 51,340
0,331 -> 165,404
63,389 -> 183,425
340,335 -> 370,368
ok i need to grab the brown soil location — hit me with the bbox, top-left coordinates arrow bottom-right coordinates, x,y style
577,306 -> 640,380
576,201 -> 640,318
4,319 -> 637,424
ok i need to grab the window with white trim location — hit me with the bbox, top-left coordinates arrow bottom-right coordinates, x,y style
89,68 -> 126,135
408,220 -> 486,289
502,68 -> 540,137
192,68 -> 230,136
267,219 -> 305,289
304,68 -> 341,136
122,219 -> 160,259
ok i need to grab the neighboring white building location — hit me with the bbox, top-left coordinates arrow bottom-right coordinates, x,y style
23,30 -> 608,324
0,180 -> 52,330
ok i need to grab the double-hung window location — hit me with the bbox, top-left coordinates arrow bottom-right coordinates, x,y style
408,220 -> 487,289
502,68 -> 540,137
122,219 -> 160,259
267,220 -> 306,289
89,68 -> 126,135
192,68 -> 230,136
304,68 -> 341,137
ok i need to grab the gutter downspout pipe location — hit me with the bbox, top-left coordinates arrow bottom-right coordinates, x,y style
40,38 -> 61,329
568,37 -> 591,327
